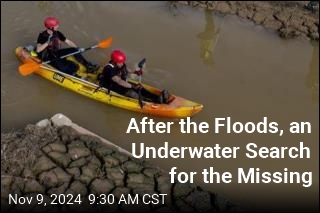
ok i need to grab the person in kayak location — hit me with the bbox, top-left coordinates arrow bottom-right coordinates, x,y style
99,50 -> 170,104
36,17 -> 99,75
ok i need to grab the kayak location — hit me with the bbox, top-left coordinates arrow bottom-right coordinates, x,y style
15,46 -> 203,118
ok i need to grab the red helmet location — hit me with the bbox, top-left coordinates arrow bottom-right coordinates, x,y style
44,17 -> 59,29
111,50 -> 126,63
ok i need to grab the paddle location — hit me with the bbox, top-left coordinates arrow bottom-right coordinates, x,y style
136,58 -> 146,108
19,37 -> 113,76
137,58 -> 146,83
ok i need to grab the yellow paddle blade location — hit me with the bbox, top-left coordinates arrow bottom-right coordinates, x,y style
18,62 -> 40,76
97,37 -> 113,48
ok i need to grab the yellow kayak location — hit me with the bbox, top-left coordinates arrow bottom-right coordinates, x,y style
15,46 -> 203,118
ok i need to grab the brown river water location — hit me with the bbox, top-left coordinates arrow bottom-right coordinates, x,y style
1,1 -> 319,212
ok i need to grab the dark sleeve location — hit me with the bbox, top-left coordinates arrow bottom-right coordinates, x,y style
57,31 -> 66,42
37,32 -> 47,44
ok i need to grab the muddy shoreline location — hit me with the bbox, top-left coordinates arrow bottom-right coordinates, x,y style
172,1 -> 319,40
1,114 -> 241,212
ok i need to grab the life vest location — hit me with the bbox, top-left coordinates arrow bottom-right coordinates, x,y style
47,31 -> 61,51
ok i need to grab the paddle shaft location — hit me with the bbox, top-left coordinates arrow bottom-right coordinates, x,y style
41,36 -> 112,65
137,58 -> 146,108
42,46 -> 96,65
137,76 -> 143,108
137,58 -> 146,83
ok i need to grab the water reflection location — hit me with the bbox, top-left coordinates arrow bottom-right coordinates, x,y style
306,41 -> 319,103
38,1 -> 53,15
166,1 -> 180,17
197,9 -> 221,67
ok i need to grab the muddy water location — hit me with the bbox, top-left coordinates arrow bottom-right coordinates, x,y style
1,1 -> 319,212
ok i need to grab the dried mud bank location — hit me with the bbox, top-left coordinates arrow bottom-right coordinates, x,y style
174,1 -> 319,40
1,114 -> 242,212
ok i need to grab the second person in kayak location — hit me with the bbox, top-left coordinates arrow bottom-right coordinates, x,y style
99,50 -> 170,104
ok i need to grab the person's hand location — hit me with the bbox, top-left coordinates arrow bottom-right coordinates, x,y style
47,34 -> 53,44
132,83 -> 142,90
78,47 -> 85,52
134,69 -> 143,76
